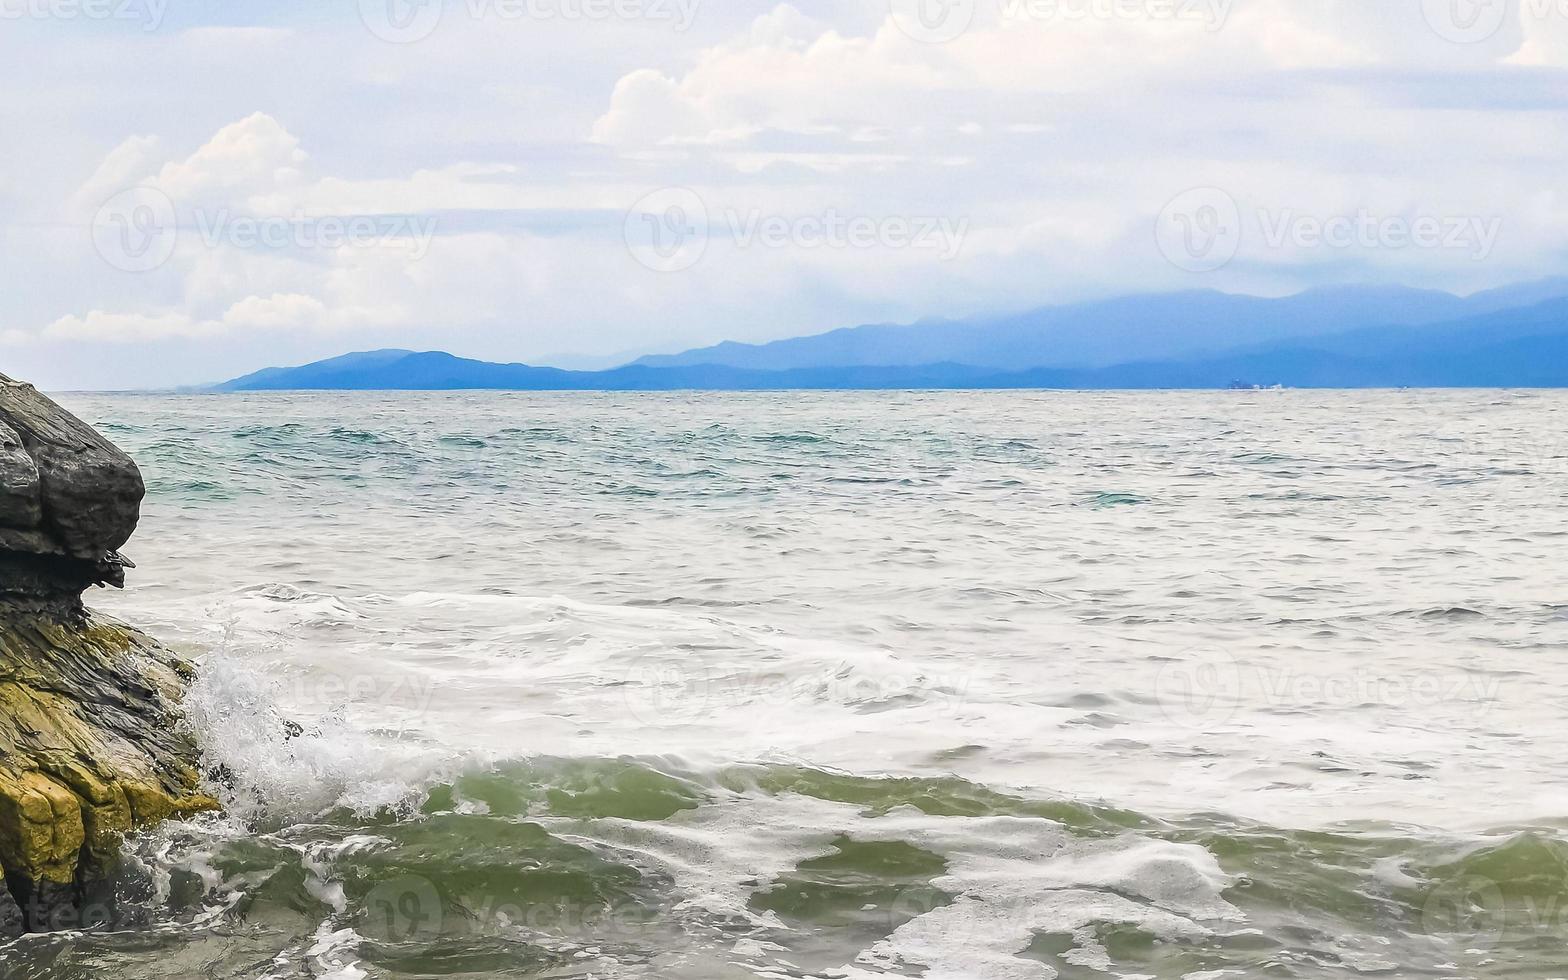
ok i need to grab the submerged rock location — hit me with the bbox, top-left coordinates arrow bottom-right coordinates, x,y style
0,377 -> 216,935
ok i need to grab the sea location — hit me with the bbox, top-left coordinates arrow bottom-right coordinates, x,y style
2,389 -> 1565,980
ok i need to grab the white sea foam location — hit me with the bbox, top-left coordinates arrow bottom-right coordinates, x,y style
567,790 -> 1240,979
181,636 -> 464,823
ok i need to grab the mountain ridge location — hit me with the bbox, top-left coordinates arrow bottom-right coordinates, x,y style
214,289 -> 1568,391
630,279 -> 1568,373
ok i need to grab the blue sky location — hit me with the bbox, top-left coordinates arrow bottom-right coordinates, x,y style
2,0 -> 1566,388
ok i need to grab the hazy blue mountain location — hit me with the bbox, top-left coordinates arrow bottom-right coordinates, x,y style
1290,293 -> 1568,359
1051,298 -> 1568,388
1462,276 -> 1568,314
220,349 -> 420,390
215,294 -> 1568,391
216,351 -> 1000,391
632,281 -> 1568,372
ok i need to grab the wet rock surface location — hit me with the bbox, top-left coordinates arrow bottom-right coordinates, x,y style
0,373 -> 144,599
0,378 -> 216,935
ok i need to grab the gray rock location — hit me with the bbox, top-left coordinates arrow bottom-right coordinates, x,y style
0,377 -> 217,934
0,375 -> 144,600
0,879 -> 21,938
0,420 -> 41,530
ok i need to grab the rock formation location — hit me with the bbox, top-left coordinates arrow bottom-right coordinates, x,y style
0,374 -> 216,935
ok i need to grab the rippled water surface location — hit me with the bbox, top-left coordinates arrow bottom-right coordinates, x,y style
4,389 -> 1566,979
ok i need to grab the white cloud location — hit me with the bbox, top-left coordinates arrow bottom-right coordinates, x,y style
179,27 -> 295,47
1507,10 -> 1568,66
44,310 -> 218,343
43,293 -> 403,343
154,112 -> 309,209
70,134 -> 165,217
3,2 -> 1565,388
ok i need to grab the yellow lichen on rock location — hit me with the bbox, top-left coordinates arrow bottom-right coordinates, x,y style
0,771 -> 84,886
0,602 -> 218,928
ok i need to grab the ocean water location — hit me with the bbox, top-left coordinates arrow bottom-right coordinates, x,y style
3,389 -> 1566,979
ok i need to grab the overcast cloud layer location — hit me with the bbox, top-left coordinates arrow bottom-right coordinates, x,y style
2,0 -> 1566,389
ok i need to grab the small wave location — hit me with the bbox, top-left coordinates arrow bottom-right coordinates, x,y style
182,642 -> 459,826
1413,606 -> 1487,621
1078,491 -> 1150,508
435,434 -> 487,449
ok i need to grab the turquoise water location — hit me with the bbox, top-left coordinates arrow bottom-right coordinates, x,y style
3,390 -> 1565,979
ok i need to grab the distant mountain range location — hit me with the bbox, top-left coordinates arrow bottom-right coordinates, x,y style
215,281 -> 1568,391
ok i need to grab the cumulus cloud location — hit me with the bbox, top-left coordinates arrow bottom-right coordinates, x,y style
37,114 -> 443,349
154,112 -> 309,209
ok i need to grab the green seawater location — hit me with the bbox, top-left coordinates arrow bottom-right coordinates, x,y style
5,761 -> 1567,978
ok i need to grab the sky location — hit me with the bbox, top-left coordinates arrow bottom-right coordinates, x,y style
2,0 -> 1566,389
